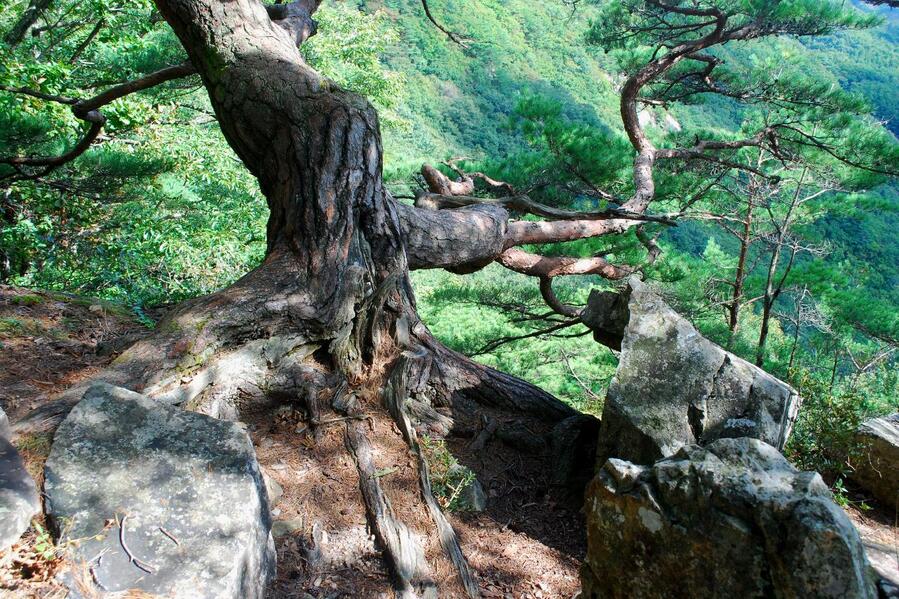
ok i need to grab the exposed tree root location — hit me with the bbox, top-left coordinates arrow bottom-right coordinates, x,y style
346,420 -> 435,598
3,1 -> 605,595
384,350 -> 481,598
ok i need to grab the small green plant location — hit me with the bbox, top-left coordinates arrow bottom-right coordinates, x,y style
831,478 -> 873,511
786,371 -> 866,480
31,521 -> 58,562
832,478 -> 851,508
15,432 -> 54,458
133,305 -> 157,329
0,317 -> 25,337
786,366 -> 896,508
11,294 -> 42,306
0,316 -> 62,339
420,435 -> 478,512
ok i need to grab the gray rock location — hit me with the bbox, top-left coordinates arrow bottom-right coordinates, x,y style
0,405 -> 10,439
271,518 -> 304,538
879,579 -> 899,599
582,438 -> 878,599
461,479 -> 487,512
44,383 -> 275,598
580,288 -> 630,350
852,413 -> 899,510
594,278 -> 800,466
0,436 -> 40,551
263,471 -> 284,507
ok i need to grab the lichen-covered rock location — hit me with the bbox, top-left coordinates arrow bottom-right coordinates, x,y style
852,413 -> 899,510
44,383 -> 275,598
0,435 -> 40,552
582,438 -> 877,599
595,278 -> 800,466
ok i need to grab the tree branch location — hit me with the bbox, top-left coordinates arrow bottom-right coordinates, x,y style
539,276 -> 580,318
415,191 -> 674,224
420,0 -> 469,47
3,0 -> 54,48
505,218 -> 640,246
265,0 -> 322,46
1,110 -> 104,169
497,248 -> 633,280
1,61 -> 196,180
71,61 -> 196,117
69,18 -> 105,63
471,318 -> 581,356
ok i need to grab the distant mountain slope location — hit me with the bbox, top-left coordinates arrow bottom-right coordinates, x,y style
366,0 -> 897,172
365,0 -> 621,177
367,0 -> 899,343
808,1 -> 899,134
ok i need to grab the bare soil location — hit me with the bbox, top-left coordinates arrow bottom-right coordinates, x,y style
0,285 -> 155,598
248,377 -> 584,598
845,500 -> 899,588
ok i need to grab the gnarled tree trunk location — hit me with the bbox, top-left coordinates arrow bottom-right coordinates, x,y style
14,1 -> 581,596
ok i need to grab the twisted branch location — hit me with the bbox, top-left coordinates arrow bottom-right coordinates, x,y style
1,61 -> 196,181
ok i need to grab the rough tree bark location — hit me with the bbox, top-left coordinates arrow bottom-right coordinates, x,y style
4,2 -> 893,593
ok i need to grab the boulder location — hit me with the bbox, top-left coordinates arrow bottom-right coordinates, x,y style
582,438 -> 878,599
44,383 -> 275,598
0,435 -> 40,551
591,278 -> 801,466
852,413 -> 899,510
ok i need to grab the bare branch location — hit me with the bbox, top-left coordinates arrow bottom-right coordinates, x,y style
505,218 -> 640,246
539,276 -> 581,318
1,61 -> 196,180
69,18 -> 105,63
635,225 -> 661,265
420,163 -> 474,196
420,0 -> 469,47
497,248 -> 633,280
1,111 -> 105,183
415,192 -> 675,224
559,348 -> 604,402
72,61 -> 196,117
471,318 -> 581,356
0,85 -> 76,104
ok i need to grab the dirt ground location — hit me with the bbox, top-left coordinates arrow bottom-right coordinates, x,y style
0,284 -> 895,598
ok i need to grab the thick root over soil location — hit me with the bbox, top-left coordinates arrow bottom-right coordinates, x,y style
14,269 -> 591,598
